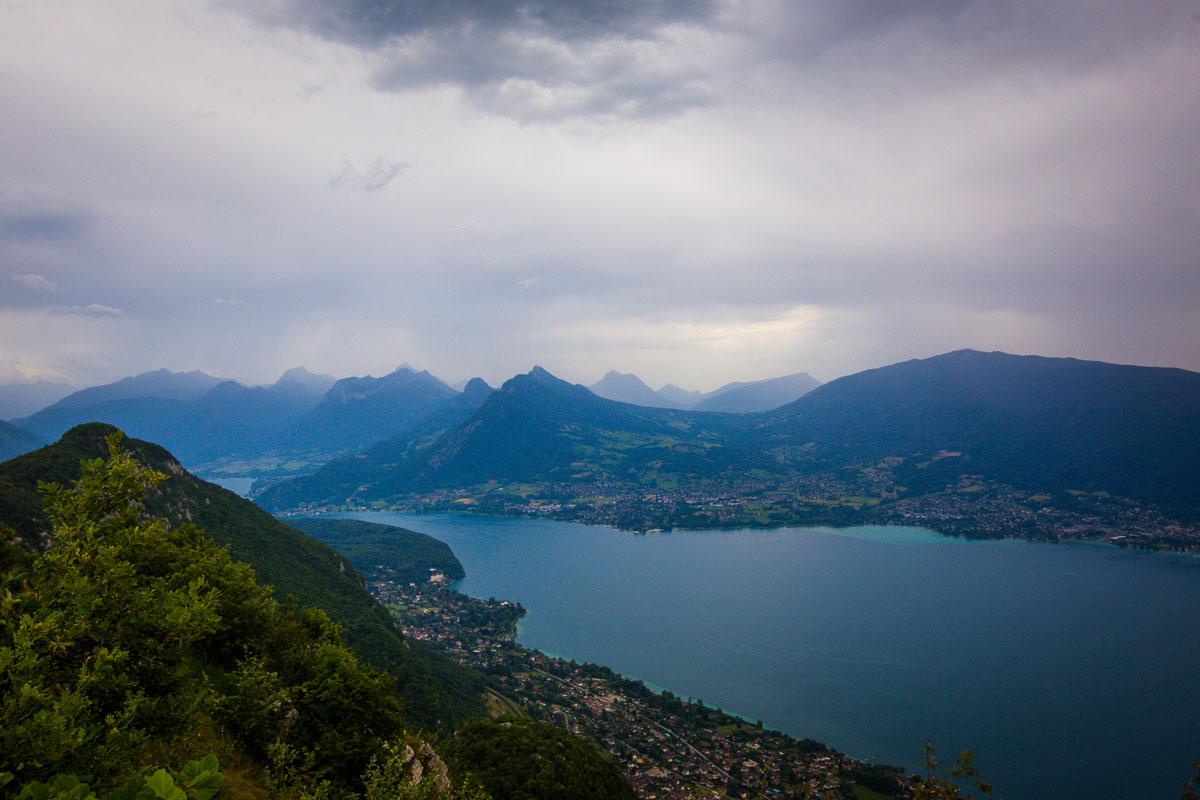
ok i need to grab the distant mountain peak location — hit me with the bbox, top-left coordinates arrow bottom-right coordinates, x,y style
26,368 -> 224,416
503,367 -> 581,399
694,371 -> 822,413
528,365 -> 559,381
655,383 -> 703,409
461,377 -> 493,399
590,370 -> 684,409
277,365 -> 319,380
596,370 -> 650,386
272,366 -> 337,398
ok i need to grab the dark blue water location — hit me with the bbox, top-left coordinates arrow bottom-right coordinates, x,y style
338,512 -> 1200,799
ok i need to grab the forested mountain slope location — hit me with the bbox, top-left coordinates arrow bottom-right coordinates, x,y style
0,423 -> 484,729
753,349 -> 1200,517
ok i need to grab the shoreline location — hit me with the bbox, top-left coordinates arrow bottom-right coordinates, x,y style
285,503 -> 1200,557
386,578 -> 915,799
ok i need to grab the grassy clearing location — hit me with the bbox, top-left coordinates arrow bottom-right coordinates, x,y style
484,688 -> 529,719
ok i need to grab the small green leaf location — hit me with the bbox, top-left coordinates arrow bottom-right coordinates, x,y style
178,756 -> 222,800
143,771 -> 185,800
15,781 -> 49,800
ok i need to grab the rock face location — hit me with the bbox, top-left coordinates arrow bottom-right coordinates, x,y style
377,739 -> 451,793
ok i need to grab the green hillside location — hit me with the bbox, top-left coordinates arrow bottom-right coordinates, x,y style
0,435 -> 445,798
752,349 -> 1200,518
0,423 -> 484,730
289,517 -> 466,584
0,429 -> 640,800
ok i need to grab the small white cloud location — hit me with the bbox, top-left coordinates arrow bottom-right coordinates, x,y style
51,303 -> 124,317
212,297 -> 242,305
12,273 -> 62,292
84,304 -> 123,316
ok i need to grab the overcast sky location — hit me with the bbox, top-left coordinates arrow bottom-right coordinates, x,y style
2,0 -> 1197,391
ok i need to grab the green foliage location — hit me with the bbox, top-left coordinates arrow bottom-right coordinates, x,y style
439,719 -> 635,800
11,756 -> 223,800
0,436 -> 404,794
0,423 -> 485,731
288,519 -> 465,584
15,775 -> 96,800
142,770 -> 186,800
175,756 -> 222,800
913,743 -> 992,800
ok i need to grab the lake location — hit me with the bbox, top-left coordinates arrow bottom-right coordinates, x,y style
335,511 -> 1200,799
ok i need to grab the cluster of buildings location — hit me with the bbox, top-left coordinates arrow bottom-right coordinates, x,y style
385,582 -> 910,800
869,476 -> 1200,550
384,466 -> 1200,552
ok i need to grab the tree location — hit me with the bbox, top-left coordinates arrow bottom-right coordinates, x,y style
439,718 -> 635,800
913,743 -> 992,800
1182,761 -> 1200,800
0,434 -> 407,796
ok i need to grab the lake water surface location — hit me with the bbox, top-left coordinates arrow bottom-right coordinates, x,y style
336,511 -> 1200,800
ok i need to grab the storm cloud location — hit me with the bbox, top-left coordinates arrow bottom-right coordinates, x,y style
0,1 -> 1196,390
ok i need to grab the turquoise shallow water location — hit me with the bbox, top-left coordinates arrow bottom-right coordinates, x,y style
334,511 -> 1200,800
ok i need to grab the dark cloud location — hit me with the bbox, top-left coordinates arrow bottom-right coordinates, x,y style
264,0 -> 714,45
367,25 -> 716,119
242,0 -> 717,119
240,0 -> 1200,121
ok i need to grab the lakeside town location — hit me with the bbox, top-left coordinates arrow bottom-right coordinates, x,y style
370,577 -> 913,800
327,467 -> 1200,553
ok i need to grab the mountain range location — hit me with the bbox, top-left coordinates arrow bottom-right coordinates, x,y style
588,369 -> 820,412
257,366 -> 768,510
9,350 -> 1200,527
259,350 -> 1200,525
5,363 -> 825,475
12,365 -> 485,472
